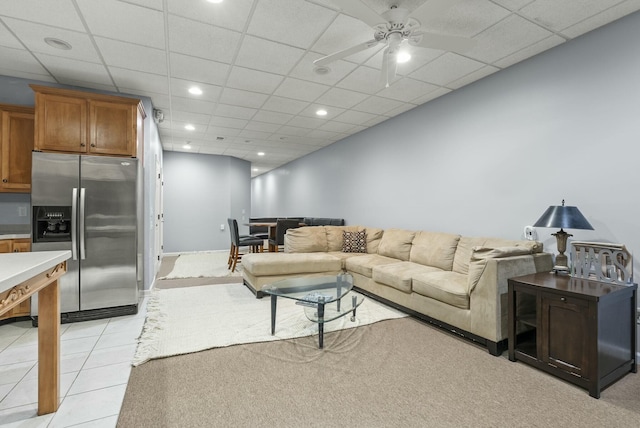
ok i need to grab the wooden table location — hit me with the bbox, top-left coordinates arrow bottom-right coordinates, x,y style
0,250 -> 71,415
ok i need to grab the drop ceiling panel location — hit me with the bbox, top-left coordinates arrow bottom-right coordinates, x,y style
0,0 -> 85,31
169,53 -> 230,86
273,77 -> 330,102
252,110 -> 295,125
0,67 -> 55,82
336,66 -> 385,94
95,38 -> 167,75
417,0 -> 512,38
3,19 -> 101,63
289,52 -> 359,85
467,14 -> 554,64
110,66 -> 169,94
235,35 -> 306,75
0,46 -> 50,75
0,23 -> 22,49
519,0 -> 622,32
376,78 -> 439,102
168,15 -> 241,64
351,95 -> 405,115
170,96 -> 215,114
226,66 -> 284,94
298,104 -> 345,119
493,35 -> 565,69
447,65 -> 500,90
209,116 -> 249,129
171,110 -> 211,125
333,110 -> 378,125
560,1 -> 640,39
35,53 -> 113,86
167,0 -> 255,32
219,88 -> 269,109
409,53 -> 485,86
315,87 -> 369,109
261,96 -> 309,114
244,121 -> 281,133
76,0 -> 166,49
248,0 -> 337,49
215,104 -> 258,120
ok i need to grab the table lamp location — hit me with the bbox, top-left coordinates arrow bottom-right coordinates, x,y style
533,199 -> 594,273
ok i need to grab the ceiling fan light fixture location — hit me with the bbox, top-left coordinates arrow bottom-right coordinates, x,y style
397,51 -> 411,63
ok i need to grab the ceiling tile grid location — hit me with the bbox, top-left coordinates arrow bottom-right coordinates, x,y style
0,0 -> 638,176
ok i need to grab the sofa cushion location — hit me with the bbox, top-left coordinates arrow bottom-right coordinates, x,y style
410,231 -> 461,271
452,237 -> 542,275
284,226 -> 328,253
365,227 -> 384,253
467,246 -> 534,293
372,262 -> 443,293
345,254 -> 398,277
377,228 -> 416,261
242,253 -> 341,276
412,271 -> 470,309
342,230 -> 367,253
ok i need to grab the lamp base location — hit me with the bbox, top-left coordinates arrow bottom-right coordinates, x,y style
553,265 -> 571,275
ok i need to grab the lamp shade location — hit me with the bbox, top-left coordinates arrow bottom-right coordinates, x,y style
533,200 -> 594,230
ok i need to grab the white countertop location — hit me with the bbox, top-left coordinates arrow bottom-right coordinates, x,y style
0,234 -> 30,240
0,251 -> 71,293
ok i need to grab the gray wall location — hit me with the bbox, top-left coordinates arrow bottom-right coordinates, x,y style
162,151 -> 251,253
0,75 -> 163,291
252,11 -> 640,277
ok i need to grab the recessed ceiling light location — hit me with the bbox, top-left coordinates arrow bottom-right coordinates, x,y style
257,152 -> 265,156
316,109 -> 328,116
188,86 -> 202,95
207,0 -> 224,3
185,124 -> 195,131
252,168 -> 259,172
44,37 -> 72,50
397,51 -> 411,64
183,141 -> 191,149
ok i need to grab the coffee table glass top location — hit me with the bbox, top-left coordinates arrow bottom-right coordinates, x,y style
262,273 -> 354,302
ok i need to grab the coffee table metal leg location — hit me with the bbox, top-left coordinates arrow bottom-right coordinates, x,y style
318,302 -> 325,349
270,295 -> 277,335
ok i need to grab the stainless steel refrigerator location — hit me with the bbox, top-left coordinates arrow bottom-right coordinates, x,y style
31,152 -> 139,324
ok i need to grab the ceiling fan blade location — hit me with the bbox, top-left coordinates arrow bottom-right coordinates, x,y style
313,39 -> 380,67
409,31 -> 476,54
410,0 -> 465,25
331,0 -> 386,28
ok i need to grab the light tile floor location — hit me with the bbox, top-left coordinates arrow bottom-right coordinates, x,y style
0,298 -> 148,427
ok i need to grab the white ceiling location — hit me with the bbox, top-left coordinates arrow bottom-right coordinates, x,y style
1,0 -> 639,176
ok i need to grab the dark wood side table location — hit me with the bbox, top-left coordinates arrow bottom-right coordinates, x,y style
508,272 -> 637,398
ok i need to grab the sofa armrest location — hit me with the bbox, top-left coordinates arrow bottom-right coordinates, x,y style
468,253 -> 553,343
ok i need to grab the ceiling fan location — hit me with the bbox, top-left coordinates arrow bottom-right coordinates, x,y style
314,0 -> 476,87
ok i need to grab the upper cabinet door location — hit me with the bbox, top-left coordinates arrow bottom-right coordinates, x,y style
30,85 -> 145,158
34,93 -> 87,153
0,106 -> 34,192
89,100 -> 135,156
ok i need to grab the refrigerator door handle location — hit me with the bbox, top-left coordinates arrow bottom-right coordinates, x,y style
80,187 -> 86,260
71,187 -> 78,260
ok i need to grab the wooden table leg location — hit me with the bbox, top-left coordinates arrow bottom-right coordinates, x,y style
37,279 -> 60,415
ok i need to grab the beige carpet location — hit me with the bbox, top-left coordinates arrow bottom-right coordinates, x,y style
159,251 -> 242,279
118,316 -> 640,427
132,282 -> 406,366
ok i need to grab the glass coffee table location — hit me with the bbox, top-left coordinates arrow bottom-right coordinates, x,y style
262,273 -> 364,349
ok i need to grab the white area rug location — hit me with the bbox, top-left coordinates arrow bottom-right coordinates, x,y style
160,251 -> 241,279
132,283 -> 407,366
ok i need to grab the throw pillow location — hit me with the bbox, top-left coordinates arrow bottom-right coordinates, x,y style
342,230 -> 367,253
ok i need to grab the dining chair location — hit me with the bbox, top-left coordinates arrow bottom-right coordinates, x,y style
227,218 -> 264,272
267,218 -> 299,252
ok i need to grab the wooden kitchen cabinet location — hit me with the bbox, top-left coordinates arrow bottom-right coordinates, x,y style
0,238 -> 32,321
31,85 -> 145,158
0,104 -> 34,193
508,272 -> 637,398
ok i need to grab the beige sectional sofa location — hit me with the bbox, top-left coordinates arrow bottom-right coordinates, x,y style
242,225 -> 553,355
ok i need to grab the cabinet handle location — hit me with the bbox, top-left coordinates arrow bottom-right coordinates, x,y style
13,248 -> 19,252
2,178 -> 7,183
90,143 -> 96,147
80,143 -> 86,147
560,297 -> 566,302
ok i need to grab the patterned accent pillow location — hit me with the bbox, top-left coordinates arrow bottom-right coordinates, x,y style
342,230 -> 367,253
